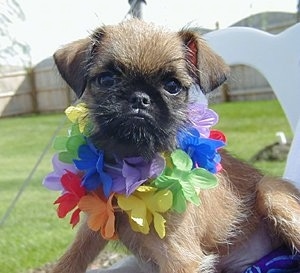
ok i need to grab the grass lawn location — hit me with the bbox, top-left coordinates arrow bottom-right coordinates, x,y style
0,100 -> 292,272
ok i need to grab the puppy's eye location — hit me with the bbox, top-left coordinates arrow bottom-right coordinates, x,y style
163,78 -> 182,95
95,72 -> 118,88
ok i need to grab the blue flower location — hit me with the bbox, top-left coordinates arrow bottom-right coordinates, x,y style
73,141 -> 112,196
177,127 -> 225,173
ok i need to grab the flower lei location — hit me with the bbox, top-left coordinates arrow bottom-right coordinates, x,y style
43,102 -> 226,240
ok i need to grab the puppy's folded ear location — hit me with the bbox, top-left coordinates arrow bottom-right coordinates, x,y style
179,30 -> 230,94
53,38 -> 92,98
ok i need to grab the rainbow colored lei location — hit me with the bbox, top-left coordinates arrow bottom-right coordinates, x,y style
43,102 -> 226,239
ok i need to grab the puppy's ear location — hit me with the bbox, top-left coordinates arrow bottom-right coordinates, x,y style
53,38 -> 92,98
179,30 -> 229,93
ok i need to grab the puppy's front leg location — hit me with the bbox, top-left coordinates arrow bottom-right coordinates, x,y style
51,221 -> 108,273
257,177 -> 300,250
154,235 -> 216,273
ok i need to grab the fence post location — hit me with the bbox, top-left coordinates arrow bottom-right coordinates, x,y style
221,83 -> 231,102
26,67 -> 38,113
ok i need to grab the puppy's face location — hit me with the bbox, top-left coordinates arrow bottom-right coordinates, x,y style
54,19 -> 229,159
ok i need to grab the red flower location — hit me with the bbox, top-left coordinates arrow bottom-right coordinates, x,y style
54,171 -> 86,227
209,130 -> 226,172
209,129 -> 227,144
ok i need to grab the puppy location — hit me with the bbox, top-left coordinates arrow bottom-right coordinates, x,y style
50,19 -> 300,273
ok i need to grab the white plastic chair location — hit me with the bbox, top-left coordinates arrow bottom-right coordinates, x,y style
204,23 -> 300,189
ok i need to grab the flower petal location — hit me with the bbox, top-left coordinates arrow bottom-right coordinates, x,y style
60,171 -> 85,197
188,103 -> 218,137
118,194 -> 149,230
153,212 -> 167,239
78,194 -> 106,231
153,175 -> 179,190
110,175 -> 126,194
122,160 -> 143,196
178,177 -> 200,205
65,103 -> 88,129
127,213 -> 150,234
96,153 -> 105,173
117,194 -> 142,211
147,189 -> 173,213
172,190 -> 187,213
82,171 -> 101,191
101,211 -> 116,239
78,194 -> 106,215
88,213 -> 105,232
43,155 -> 79,191
171,150 -> 193,171
43,174 -> 64,191
190,168 -> 218,189
54,194 -> 77,218
58,151 -> 75,164
78,193 -> 116,239
53,154 -> 77,174
209,129 -> 227,143
149,154 -> 166,178
53,136 -> 68,151
66,135 -> 85,157
74,144 -> 98,170
102,194 -> 116,239
100,171 -> 113,197
70,208 -> 81,228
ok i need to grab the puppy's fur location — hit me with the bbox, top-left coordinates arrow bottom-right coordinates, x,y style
51,19 -> 300,273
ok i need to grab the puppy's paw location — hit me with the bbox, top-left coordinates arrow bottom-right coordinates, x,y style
159,254 -> 217,273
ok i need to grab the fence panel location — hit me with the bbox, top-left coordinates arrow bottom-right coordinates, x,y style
0,57 -> 73,117
0,58 -> 276,118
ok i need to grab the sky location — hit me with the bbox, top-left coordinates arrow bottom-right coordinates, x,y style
2,0 -> 298,65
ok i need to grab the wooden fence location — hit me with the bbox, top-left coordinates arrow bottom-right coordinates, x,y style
0,59 -> 274,117
216,64 -> 275,102
0,57 -> 74,117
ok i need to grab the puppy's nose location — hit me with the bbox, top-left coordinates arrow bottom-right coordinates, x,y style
129,92 -> 151,109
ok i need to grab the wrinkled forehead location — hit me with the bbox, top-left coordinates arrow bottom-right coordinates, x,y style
89,21 -> 189,80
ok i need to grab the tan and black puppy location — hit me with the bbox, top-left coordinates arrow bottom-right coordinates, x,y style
51,19 -> 300,273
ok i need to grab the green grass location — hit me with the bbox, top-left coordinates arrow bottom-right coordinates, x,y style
211,100 -> 292,176
0,114 -> 75,272
0,100 -> 292,272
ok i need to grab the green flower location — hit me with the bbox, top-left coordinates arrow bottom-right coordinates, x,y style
153,150 -> 218,213
53,122 -> 86,163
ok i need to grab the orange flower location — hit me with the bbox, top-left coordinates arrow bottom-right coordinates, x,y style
78,192 -> 117,240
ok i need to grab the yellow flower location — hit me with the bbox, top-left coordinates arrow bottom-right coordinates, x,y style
65,103 -> 89,133
117,186 -> 172,238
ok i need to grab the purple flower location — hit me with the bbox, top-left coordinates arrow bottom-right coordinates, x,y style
43,154 -> 78,191
188,103 -> 218,137
106,154 -> 165,196
73,142 -> 112,196
177,127 -> 225,173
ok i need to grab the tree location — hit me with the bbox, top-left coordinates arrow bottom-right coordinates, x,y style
0,0 -> 31,68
